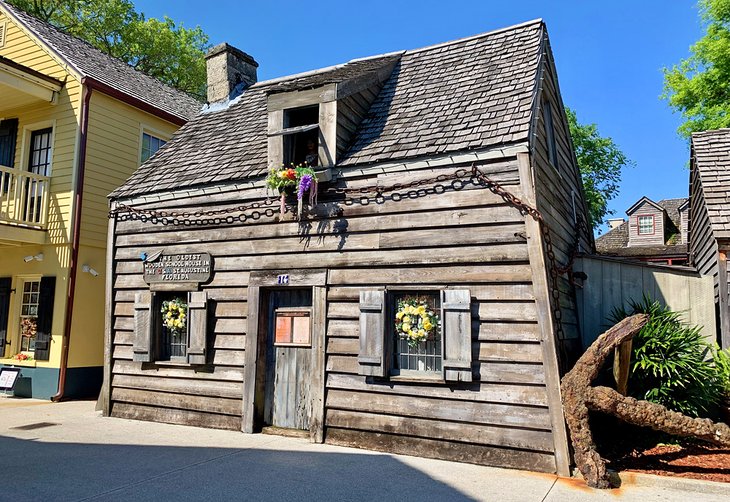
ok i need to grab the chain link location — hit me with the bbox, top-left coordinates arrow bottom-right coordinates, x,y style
111,163 -> 584,347
469,162 -> 586,349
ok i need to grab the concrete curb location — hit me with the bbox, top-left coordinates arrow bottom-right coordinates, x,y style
618,471 -> 730,496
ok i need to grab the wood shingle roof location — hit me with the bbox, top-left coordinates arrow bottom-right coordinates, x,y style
111,19 -> 545,200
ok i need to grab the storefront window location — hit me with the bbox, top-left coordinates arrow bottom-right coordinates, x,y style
19,279 -> 40,351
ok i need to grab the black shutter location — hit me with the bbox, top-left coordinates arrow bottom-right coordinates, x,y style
34,276 -> 56,361
0,118 -> 18,168
0,278 -> 11,359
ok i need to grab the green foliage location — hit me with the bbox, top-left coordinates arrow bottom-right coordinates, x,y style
7,0 -> 208,97
714,346 -> 730,396
566,108 -> 633,230
663,0 -> 730,137
610,297 -> 724,417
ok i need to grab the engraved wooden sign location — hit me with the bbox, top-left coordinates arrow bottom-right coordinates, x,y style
143,252 -> 212,284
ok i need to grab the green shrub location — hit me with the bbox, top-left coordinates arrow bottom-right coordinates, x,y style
610,297 -> 723,418
714,347 -> 730,398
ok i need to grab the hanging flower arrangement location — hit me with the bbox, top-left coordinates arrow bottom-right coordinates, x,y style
265,165 -> 318,219
395,299 -> 440,348
161,298 -> 187,336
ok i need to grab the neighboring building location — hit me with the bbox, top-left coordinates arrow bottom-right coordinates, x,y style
0,1 -> 199,399
595,196 -> 689,266
102,20 -> 593,476
689,128 -> 730,348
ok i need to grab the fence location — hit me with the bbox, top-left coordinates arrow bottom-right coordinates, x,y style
574,255 -> 716,348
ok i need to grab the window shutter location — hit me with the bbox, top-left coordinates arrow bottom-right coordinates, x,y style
133,291 -> 153,362
0,278 -> 11,358
187,291 -> 208,365
34,276 -> 55,361
358,290 -> 387,377
441,289 -> 473,382
0,118 -> 18,168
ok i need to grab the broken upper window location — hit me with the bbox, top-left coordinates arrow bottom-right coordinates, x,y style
282,105 -> 319,167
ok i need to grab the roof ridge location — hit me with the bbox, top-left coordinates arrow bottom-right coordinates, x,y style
251,19 -> 542,89
0,0 -> 201,103
405,18 -> 544,55
692,128 -> 730,138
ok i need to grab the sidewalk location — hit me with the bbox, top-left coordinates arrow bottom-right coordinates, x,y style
0,398 -> 727,501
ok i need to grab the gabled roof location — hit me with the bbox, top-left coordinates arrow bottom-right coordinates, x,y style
110,19 -> 545,199
0,0 -> 201,121
596,197 -> 689,255
692,128 -> 730,240
625,196 -> 664,215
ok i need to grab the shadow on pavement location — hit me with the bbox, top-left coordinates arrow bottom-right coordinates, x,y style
0,435 -> 476,501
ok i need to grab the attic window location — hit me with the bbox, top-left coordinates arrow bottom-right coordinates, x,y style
0,21 -> 6,49
281,105 -> 319,167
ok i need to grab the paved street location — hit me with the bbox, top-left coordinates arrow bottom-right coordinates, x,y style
0,397 -> 727,501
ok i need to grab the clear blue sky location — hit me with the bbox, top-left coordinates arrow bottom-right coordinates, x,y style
135,0 -> 702,233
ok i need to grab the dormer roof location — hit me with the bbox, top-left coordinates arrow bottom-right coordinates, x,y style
625,196 -> 664,215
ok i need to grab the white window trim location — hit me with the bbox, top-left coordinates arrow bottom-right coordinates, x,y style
19,120 -> 55,176
10,275 -> 42,354
138,124 -> 171,166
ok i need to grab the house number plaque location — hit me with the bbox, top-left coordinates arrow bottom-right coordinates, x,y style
143,252 -> 212,284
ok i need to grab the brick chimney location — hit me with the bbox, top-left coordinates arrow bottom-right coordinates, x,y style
205,43 -> 258,104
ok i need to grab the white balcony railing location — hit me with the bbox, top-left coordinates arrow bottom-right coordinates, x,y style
0,164 -> 50,228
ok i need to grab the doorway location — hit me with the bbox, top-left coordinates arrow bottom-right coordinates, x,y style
262,288 -> 313,431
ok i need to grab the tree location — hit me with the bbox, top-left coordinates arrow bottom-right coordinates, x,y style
567,108 -> 632,230
7,0 -> 208,98
663,0 -> 730,137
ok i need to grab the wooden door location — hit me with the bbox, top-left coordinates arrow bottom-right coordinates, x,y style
263,289 -> 313,430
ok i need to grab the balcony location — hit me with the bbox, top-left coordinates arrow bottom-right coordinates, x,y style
0,164 -> 50,229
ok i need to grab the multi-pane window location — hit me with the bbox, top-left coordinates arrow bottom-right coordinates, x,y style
638,215 -> 654,235
158,293 -> 187,361
392,292 -> 442,376
28,128 -> 52,176
141,133 -> 167,163
19,280 -> 40,351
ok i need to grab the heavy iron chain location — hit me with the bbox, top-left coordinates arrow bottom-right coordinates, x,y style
110,163 -> 584,341
469,162 -> 586,347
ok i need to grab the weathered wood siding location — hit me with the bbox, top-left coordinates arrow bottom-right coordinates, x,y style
529,36 -> 592,367
689,161 -> 720,300
575,255 -> 716,347
109,155 -> 563,472
627,202 -> 665,247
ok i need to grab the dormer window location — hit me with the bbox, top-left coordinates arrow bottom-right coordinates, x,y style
638,215 -> 654,235
282,105 -> 319,167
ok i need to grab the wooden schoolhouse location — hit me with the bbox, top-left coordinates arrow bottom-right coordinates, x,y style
102,20 -> 593,476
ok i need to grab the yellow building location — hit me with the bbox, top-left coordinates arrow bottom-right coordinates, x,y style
0,2 -> 200,399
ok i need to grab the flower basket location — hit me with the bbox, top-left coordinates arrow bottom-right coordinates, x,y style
395,298 -> 440,348
266,165 -> 318,219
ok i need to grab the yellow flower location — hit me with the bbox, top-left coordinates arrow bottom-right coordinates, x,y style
402,323 -> 411,332
416,305 -> 426,315
395,311 -> 404,320
418,329 -> 426,338
403,315 -> 411,324
423,320 -> 433,331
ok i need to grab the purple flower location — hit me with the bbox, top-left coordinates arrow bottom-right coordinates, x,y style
298,174 -> 313,200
